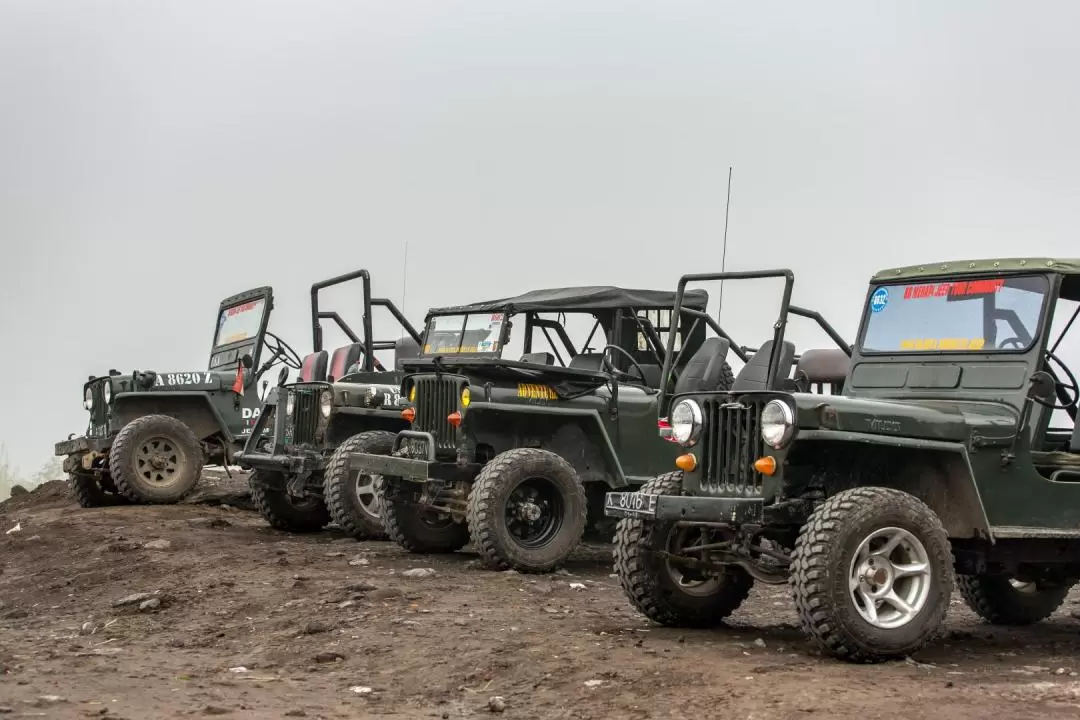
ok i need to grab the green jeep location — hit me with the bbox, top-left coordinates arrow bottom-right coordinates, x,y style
344,284 -> 777,574
235,269 -> 422,536
608,260 -> 1080,663
55,284 -> 305,507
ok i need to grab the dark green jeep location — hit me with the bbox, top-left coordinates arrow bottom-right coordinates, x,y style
55,284 -> 305,506
344,285 -> 769,574
235,269 -> 422,536
608,260 -> 1080,663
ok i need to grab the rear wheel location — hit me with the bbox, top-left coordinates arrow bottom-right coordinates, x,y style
69,470 -> 110,508
466,448 -> 587,574
613,472 -> 753,627
324,431 -> 393,540
957,574 -> 1073,625
250,470 -> 330,533
375,475 -> 469,553
790,486 -> 954,663
109,415 -> 203,503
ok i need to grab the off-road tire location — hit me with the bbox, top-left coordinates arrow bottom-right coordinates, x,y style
466,448 -> 587,574
69,470 -> 109,508
957,574 -> 1073,625
250,470 -> 330,533
790,486 -> 954,663
324,431 -> 394,541
613,471 -> 753,627
109,414 -> 204,503
375,474 -> 470,553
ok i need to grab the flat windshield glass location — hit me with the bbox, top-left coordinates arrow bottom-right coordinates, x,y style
214,297 -> 268,348
861,275 -> 1048,353
422,313 -> 504,356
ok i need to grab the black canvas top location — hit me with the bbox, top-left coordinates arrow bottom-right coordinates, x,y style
427,286 -> 709,316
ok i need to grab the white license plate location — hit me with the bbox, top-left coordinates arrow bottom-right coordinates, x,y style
604,491 -> 658,519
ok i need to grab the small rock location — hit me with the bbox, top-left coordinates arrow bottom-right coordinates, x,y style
302,621 -> 330,635
0,706 -> 13,714
228,666 -> 248,673
453,619 -> 469,627
189,517 -> 231,529
487,696 -> 506,713
80,621 -> 95,635
144,539 -> 172,550
350,686 -> 373,695
325,551 -> 346,558
139,598 -> 162,612
1055,667 -> 1069,676
402,568 -> 435,579
284,711 -> 306,718
202,706 -> 231,715
314,652 -> 344,663
584,679 -> 603,688
753,638 -> 766,649
348,557 -> 370,566
112,592 -> 154,608
346,582 -> 377,593
568,582 -> 586,590
105,541 -> 141,553
33,696 -> 66,706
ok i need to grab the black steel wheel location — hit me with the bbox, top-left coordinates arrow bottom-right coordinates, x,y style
375,474 -> 470,553
250,469 -> 330,533
109,414 -> 204,503
466,448 -> 587,574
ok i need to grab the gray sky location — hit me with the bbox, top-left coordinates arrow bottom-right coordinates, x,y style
2,0 -> 1079,474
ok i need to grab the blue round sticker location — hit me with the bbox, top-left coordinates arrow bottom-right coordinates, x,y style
870,287 -> 889,313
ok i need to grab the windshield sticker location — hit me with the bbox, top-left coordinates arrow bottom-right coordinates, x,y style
901,337 -> 986,351
902,279 -> 1005,300
215,297 -> 267,349
869,287 -> 889,313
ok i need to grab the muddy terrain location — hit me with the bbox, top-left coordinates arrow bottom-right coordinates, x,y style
3,475 -> 1080,719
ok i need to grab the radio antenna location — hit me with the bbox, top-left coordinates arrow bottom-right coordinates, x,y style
400,238 -> 409,319
718,166 -> 733,314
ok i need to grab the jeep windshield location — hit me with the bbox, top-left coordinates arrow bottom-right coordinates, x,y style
861,274 -> 1049,353
214,297 -> 269,349
421,313 -> 506,357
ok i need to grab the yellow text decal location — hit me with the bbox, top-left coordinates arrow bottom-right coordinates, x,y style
900,337 -> 986,351
517,383 -> 558,400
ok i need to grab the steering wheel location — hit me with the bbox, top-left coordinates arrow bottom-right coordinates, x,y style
1034,349 -> 1080,415
599,345 -> 649,385
998,337 -> 1026,350
263,331 -> 303,370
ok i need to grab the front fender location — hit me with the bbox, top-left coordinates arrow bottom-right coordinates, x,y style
112,391 -> 233,445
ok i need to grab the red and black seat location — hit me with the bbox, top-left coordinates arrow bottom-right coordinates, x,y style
298,351 -> 328,382
327,343 -> 363,382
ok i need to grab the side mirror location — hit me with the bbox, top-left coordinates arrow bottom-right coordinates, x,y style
277,367 -> 289,387
1027,370 -> 1056,401
241,353 -> 254,369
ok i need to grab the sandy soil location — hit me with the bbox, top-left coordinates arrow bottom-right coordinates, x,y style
3,474 -> 1080,719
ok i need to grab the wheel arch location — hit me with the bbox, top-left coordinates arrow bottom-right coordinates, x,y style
112,392 -> 232,445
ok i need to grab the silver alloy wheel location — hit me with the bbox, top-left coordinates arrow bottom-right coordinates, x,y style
848,526 -> 933,629
354,472 -> 382,519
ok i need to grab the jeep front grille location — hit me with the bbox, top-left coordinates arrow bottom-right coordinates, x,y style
414,375 -> 461,453
87,380 -> 110,438
701,398 -> 764,496
285,387 -> 321,446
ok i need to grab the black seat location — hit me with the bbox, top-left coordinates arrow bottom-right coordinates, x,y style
568,352 -> 605,372
794,348 -> 849,394
521,352 -> 555,365
327,343 -> 363,382
732,340 -> 796,392
393,337 -> 421,371
674,337 -> 732,393
299,351 -> 328,382
636,364 -> 663,388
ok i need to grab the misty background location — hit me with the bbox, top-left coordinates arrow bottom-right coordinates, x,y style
2,0 -> 1079,488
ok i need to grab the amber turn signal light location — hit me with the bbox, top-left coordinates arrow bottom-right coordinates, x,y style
753,456 -> 777,475
401,407 -> 415,423
447,411 -> 462,427
675,453 -> 697,472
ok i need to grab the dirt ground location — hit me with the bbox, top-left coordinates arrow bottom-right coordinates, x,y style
3,475 -> 1080,719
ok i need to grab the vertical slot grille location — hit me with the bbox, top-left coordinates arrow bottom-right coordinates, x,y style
286,387 -> 320,445
701,399 -> 765,496
88,380 -> 110,438
414,376 -> 460,452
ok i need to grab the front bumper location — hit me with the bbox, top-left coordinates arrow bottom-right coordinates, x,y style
233,447 -> 324,475
345,430 -> 481,484
604,490 -> 764,523
54,435 -> 112,457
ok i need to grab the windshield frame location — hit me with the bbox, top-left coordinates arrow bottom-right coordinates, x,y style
420,311 -> 510,358
855,272 -> 1052,357
209,289 -> 273,371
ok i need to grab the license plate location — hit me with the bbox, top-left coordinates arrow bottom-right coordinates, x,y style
604,491 -> 658,519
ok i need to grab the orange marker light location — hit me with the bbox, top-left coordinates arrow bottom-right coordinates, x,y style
401,407 -> 415,423
753,456 -> 777,475
675,453 -> 697,472
447,411 -> 462,427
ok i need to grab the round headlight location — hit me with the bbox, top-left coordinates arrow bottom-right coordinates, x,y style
83,387 -> 93,411
461,387 -> 470,407
285,392 -> 295,416
320,389 -> 333,418
670,399 -> 703,446
761,399 -> 795,449
102,382 -> 112,403
408,385 -> 416,402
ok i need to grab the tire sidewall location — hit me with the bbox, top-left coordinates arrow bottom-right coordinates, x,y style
376,474 -> 469,553
325,431 -> 394,538
110,415 -> 204,503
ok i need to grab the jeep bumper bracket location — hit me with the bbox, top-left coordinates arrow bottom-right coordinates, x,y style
604,491 -> 764,524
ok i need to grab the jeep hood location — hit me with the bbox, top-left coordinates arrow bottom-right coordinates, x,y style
793,394 -> 1020,443
405,358 -> 608,399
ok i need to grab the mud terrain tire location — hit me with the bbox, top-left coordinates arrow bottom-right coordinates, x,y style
250,469 -> 330,533
375,474 -> 469,553
109,414 -> 203,503
69,470 -> 110,508
790,486 -> 954,663
957,574 -> 1073,625
613,471 -> 753,627
467,448 -> 587,574
324,431 -> 393,540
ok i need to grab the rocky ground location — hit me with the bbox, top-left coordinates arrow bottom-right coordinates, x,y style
3,474 -> 1080,719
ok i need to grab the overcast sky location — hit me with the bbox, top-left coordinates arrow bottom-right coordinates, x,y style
2,0 -> 1079,475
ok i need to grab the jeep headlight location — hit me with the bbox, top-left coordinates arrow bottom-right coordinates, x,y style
286,392 -> 295,416
761,399 -> 794,449
320,389 -> 333,418
408,385 -> 416,402
83,387 -> 93,411
670,399 -> 702,446
102,382 -> 112,403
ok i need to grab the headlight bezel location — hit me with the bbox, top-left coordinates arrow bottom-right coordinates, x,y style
285,392 -> 296,416
83,387 -> 94,411
102,382 -> 112,403
670,398 -> 703,447
319,389 -> 333,418
760,399 -> 795,449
